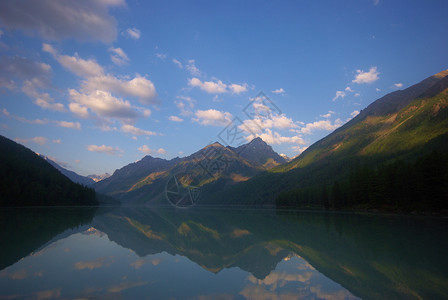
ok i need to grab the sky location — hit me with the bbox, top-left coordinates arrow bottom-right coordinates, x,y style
0,0 -> 447,176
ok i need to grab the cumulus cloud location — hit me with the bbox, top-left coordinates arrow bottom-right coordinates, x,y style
68,103 -> 89,118
138,145 -> 167,155
352,67 -> 379,84
332,91 -> 346,101
229,83 -> 248,94
81,74 -> 157,104
345,86 -> 354,92
44,45 -> 157,105
0,56 -> 58,109
189,78 -> 227,94
22,78 -> 65,112
301,119 -> 343,135
168,116 -> 183,122
86,144 -> 123,156
193,109 -> 232,126
0,0 -> 125,43
109,47 -> 129,66
271,88 -> 285,94
43,43 -> 104,77
240,114 -> 299,134
394,83 -> 403,88
68,89 -> 139,122
189,77 -> 249,95
120,124 -> 156,136
124,28 -> 141,40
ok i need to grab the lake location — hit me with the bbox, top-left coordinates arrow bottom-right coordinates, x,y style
1,207 -> 447,299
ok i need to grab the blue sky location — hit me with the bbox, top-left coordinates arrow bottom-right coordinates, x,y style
0,0 -> 447,176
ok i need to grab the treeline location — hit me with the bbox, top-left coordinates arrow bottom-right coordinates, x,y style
0,135 -> 98,207
276,151 -> 448,212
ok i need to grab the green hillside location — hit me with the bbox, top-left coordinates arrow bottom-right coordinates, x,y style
0,135 -> 98,207
207,69 -> 448,211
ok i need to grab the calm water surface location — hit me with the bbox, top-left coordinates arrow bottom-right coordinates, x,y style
0,207 -> 447,299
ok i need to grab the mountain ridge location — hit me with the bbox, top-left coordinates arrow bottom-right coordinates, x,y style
93,137 -> 285,204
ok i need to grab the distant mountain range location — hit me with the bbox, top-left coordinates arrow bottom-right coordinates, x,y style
93,137 -> 286,204
39,155 -> 95,186
87,173 -> 111,182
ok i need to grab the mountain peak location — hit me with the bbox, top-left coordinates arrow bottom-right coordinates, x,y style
206,141 -> 225,148
249,137 -> 267,145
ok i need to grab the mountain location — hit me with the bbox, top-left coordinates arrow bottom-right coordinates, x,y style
87,173 -> 111,182
40,155 -> 95,186
93,138 -> 285,205
230,137 -> 286,168
0,135 -> 98,206
212,69 -> 448,210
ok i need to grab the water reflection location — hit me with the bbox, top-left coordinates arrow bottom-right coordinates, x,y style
1,207 -> 447,299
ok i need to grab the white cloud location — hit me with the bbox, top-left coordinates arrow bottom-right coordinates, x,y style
53,139 -> 61,144
68,89 -> 140,122
189,78 -> 227,94
69,103 -> 89,118
81,74 -> 157,105
168,116 -> 183,122
271,88 -> 285,94
345,86 -> 354,92
351,110 -> 360,118
138,145 -> 167,155
320,111 -> 335,118
291,145 -> 308,154
376,88 -> 381,91
193,109 -> 232,126
355,93 -> 361,97
54,120 -> 81,130
121,124 -> 156,136
109,47 -> 129,66
352,67 -> 379,84
34,98 -> 64,111
301,119 -> 343,135
43,44 -> 104,77
185,59 -> 201,76
86,144 -> 123,156
0,0 -> 125,43
45,45 -> 157,105
229,83 -> 248,94
246,128 -> 305,145
332,91 -> 346,101
124,28 -> 141,40
394,83 -> 403,88
172,59 -> 183,69
22,79 -> 65,112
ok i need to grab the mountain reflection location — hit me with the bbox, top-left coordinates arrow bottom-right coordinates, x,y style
1,207 -> 448,299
